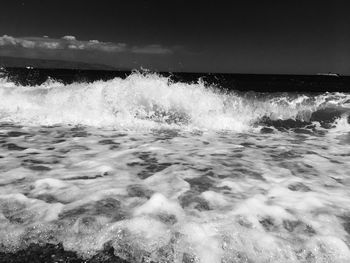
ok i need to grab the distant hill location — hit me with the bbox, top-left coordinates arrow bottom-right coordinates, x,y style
0,56 -> 118,71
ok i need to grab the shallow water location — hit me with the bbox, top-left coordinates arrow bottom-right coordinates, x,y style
0,73 -> 350,263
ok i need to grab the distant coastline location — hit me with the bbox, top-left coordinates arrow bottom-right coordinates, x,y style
0,56 -> 119,71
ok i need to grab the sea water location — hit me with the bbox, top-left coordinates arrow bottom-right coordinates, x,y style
0,72 -> 350,263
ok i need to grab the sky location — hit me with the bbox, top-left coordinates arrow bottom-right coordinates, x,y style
0,0 -> 349,74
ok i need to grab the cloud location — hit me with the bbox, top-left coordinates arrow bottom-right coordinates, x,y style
39,41 -> 61,49
0,35 -> 173,55
0,35 -> 62,50
0,35 -> 35,48
62,35 -> 76,41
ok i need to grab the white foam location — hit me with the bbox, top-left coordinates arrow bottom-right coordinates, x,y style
201,191 -> 230,208
181,222 -> 223,263
0,73 -> 349,131
304,236 -> 350,262
330,115 -> 350,133
0,80 -> 350,262
133,193 -> 184,220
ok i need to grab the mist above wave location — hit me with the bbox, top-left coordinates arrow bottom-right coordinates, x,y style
0,72 -> 349,131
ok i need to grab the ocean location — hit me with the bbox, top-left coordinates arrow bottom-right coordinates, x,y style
0,68 -> 350,263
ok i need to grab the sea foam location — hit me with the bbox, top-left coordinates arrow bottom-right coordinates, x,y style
0,73 -> 350,262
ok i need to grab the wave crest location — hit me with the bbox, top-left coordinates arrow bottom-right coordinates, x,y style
0,72 -> 349,131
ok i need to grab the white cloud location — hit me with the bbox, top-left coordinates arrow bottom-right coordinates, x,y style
39,41 -> 61,49
68,43 -> 87,50
0,35 -> 16,46
62,35 -> 76,41
0,35 -> 173,55
0,35 -> 59,49
19,39 -> 36,48
0,35 -> 36,48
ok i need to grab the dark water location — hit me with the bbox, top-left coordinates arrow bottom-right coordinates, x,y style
2,67 -> 350,92
0,68 -> 350,263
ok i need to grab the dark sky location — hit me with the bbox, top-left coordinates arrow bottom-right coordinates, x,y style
0,0 -> 349,74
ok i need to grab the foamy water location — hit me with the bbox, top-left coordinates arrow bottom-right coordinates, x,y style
0,73 -> 350,263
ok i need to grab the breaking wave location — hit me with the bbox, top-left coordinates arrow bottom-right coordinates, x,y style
1,71 -> 350,263
0,72 -> 349,131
